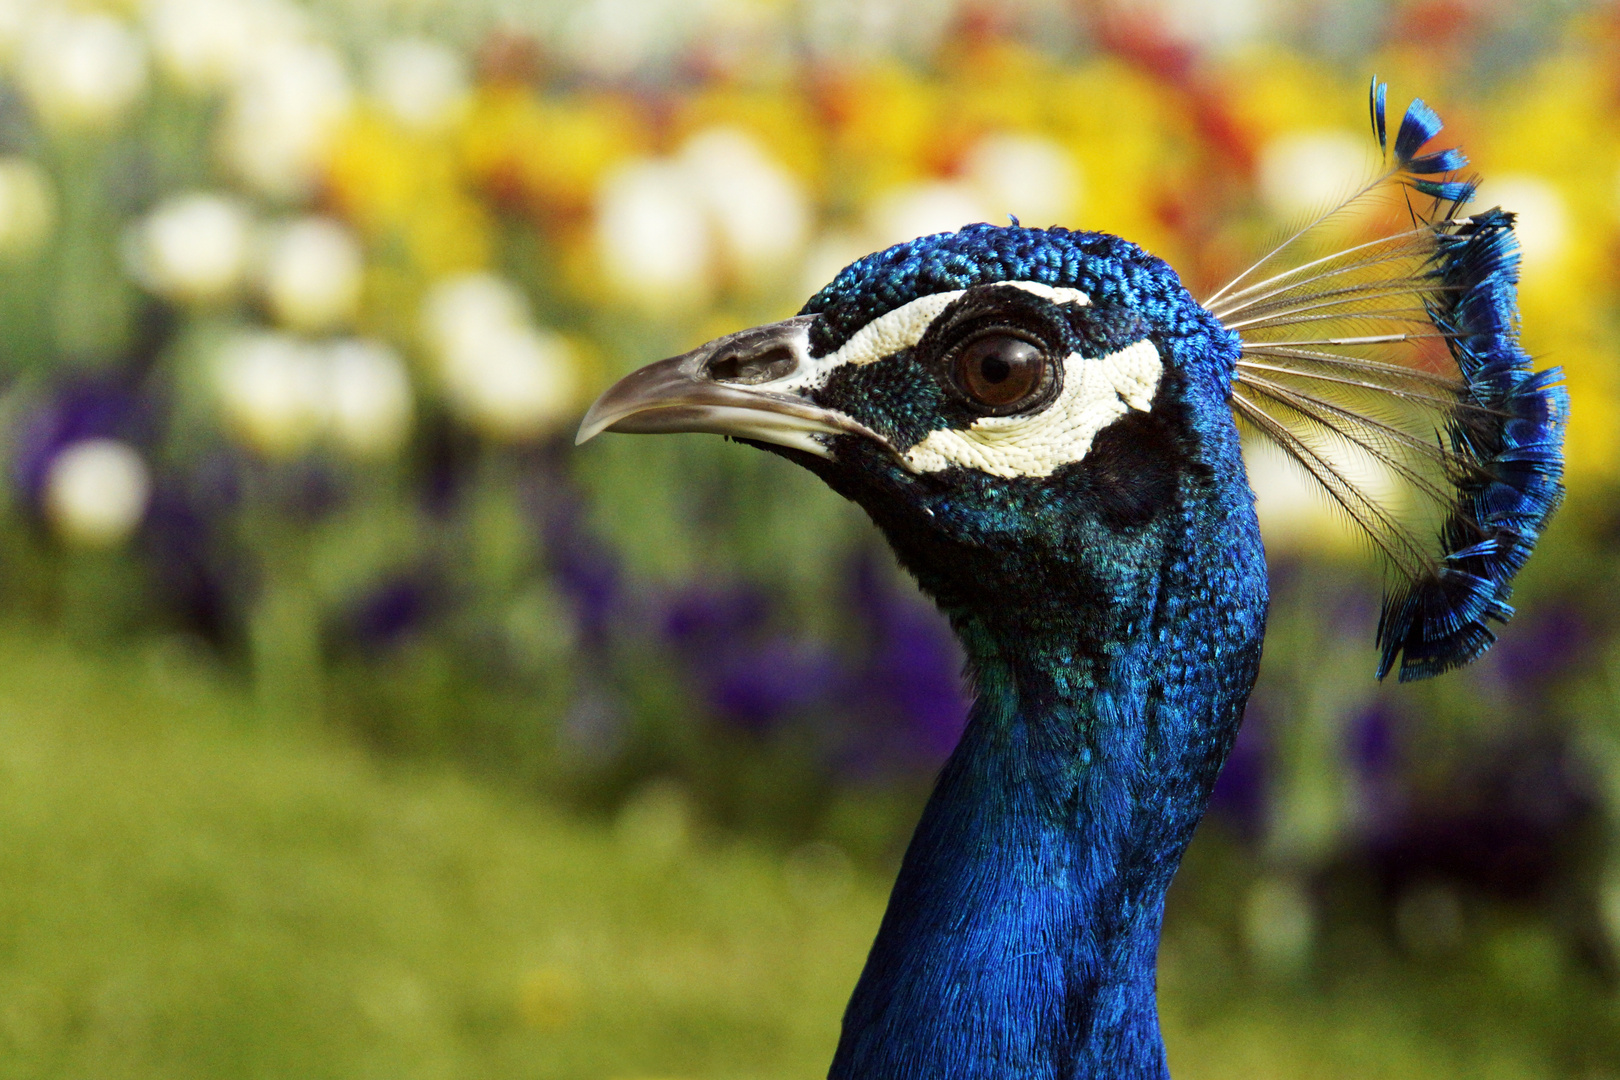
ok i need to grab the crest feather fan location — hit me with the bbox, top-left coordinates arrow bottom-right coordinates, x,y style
1214,78 -> 1568,682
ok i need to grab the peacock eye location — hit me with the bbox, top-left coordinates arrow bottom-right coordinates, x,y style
951,333 -> 1050,412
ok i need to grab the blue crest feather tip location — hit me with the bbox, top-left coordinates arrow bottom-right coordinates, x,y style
1370,76 -> 1389,154
1375,207 -> 1568,681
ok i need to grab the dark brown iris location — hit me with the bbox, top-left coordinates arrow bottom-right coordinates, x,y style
953,333 -> 1048,411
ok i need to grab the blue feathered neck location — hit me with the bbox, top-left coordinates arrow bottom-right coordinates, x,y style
822,299 -> 1269,1077
830,510 -> 1267,1078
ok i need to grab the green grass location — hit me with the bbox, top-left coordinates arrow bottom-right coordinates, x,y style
0,627 -> 1611,1078
0,632 -> 877,1078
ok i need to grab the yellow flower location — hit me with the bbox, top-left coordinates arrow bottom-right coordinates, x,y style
938,39 -> 1053,137
1044,58 -> 1196,266
325,111 -> 426,234
1470,41 -> 1620,485
326,110 -> 490,272
1214,47 -> 1366,142
459,85 -> 646,219
323,107 -> 494,340
821,62 -> 945,206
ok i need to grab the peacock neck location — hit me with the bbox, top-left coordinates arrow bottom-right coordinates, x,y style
829,532 -> 1267,1079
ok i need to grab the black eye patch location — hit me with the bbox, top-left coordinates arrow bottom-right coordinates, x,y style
810,349 -> 980,450
1067,408 -> 1185,529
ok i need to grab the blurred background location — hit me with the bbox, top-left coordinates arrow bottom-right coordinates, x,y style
0,0 -> 1616,1075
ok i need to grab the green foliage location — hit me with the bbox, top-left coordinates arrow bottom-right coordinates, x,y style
0,626 -> 1613,1078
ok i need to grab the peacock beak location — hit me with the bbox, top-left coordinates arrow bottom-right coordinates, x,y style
575,315 -> 893,460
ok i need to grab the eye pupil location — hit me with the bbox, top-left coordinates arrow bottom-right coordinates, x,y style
954,334 -> 1046,410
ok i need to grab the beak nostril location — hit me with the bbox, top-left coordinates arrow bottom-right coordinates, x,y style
706,344 -> 798,385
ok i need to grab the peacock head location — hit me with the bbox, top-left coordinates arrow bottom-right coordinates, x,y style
578,224 -> 1253,644
580,86 -> 1568,681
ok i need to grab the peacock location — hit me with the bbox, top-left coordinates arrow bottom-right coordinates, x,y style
576,83 -> 1567,1079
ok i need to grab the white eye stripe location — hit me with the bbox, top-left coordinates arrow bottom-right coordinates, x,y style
822,290 -> 964,371
737,280 -> 1093,402
1001,281 -> 1092,308
903,338 -> 1163,479
813,281 -> 1091,378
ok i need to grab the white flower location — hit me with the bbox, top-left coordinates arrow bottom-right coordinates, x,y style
1257,130 -> 1373,220
325,338 -> 412,459
220,39 -> 351,199
0,0 -> 41,60
144,0 -> 305,93
261,216 -> 363,332
1118,0 -> 1268,52
422,273 -> 579,440
44,438 -> 152,549
127,192 -> 252,303
422,271 -> 527,361
963,132 -> 1082,228
595,131 -> 815,305
867,181 -> 988,249
1476,174 -> 1569,271
422,271 -> 529,356
215,330 -> 325,457
369,37 -> 468,130
558,0 -> 690,79
0,157 -> 53,255
678,127 -> 811,279
443,325 -> 578,441
803,0 -> 952,61
594,159 -> 715,311
19,11 -> 147,131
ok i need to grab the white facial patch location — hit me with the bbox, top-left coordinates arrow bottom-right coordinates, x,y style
807,281 -> 1091,379
903,339 -> 1164,479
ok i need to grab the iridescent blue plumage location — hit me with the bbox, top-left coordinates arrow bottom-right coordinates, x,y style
576,84 -> 1565,1078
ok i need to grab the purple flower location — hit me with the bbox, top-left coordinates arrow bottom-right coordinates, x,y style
1487,600 -> 1589,698
655,582 -> 826,733
836,551 -> 969,772
661,582 -> 771,647
707,635 -> 841,732
522,440 -> 625,649
1209,700 -> 1268,840
1344,701 -> 1408,836
349,574 -> 437,651
1363,734 -> 1596,904
842,557 -> 965,767
141,485 -> 234,642
12,377 -> 150,509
